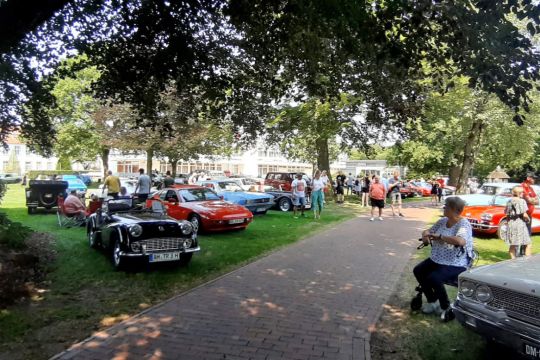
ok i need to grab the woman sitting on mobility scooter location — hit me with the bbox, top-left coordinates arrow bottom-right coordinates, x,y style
414,196 -> 474,320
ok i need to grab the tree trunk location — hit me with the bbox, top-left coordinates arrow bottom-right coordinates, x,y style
101,147 -> 110,180
455,118 -> 485,193
146,148 -> 154,175
171,159 -> 179,177
316,137 -> 330,179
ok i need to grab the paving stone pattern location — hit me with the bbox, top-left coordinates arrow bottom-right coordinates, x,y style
52,205 -> 435,360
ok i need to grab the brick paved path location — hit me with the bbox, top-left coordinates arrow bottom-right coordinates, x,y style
53,204 -> 436,360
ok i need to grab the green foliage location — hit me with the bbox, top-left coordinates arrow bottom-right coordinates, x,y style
56,155 -> 72,171
26,170 -> 79,180
392,78 -> 540,180
0,182 -> 6,204
0,213 -> 32,250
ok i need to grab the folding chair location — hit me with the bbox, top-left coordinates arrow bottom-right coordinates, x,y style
57,195 -> 86,228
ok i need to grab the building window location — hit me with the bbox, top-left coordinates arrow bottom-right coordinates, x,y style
117,161 -> 139,174
48,162 -> 54,170
14,146 -> 20,155
2,161 -> 8,170
25,162 -> 31,171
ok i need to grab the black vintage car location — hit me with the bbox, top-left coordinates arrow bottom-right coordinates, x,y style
87,199 -> 199,270
26,179 -> 69,214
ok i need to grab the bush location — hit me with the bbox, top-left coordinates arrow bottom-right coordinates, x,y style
0,181 -> 6,204
0,213 -> 32,250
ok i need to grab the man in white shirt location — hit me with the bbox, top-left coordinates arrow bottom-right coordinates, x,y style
134,168 -> 152,202
291,173 -> 307,218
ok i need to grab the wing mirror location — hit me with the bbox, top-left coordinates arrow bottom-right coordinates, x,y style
219,195 -> 224,200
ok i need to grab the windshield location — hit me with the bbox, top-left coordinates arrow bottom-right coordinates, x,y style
479,185 -> 508,195
179,188 -> 221,202
217,181 -> 244,191
492,195 -> 511,206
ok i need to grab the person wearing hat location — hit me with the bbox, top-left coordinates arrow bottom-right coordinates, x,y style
521,171 -> 538,235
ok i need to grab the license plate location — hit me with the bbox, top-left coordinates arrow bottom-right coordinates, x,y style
256,207 -> 267,212
229,219 -> 244,224
149,252 -> 180,263
524,343 -> 540,358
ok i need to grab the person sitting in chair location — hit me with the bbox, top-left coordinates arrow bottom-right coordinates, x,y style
64,189 -> 88,219
414,196 -> 473,319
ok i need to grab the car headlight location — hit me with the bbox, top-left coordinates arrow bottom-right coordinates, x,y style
128,224 -> 143,237
475,285 -> 493,303
180,222 -> 193,235
480,213 -> 492,221
460,280 -> 476,297
183,238 -> 193,248
245,199 -> 254,205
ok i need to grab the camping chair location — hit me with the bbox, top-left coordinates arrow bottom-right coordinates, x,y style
57,195 -> 86,228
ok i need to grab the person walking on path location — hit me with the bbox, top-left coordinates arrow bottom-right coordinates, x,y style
361,174 -> 370,207
431,179 -> 440,205
504,186 -> 531,259
134,168 -> 152,202
521,172 -> 538,235
102,170 -> 121,199
414,196 -> 473,319
163,170 -> 175,188
291,173 -> 307,218
388,171 -> 405,217
311,170 -> 324,219
369,175 -> 386,221
335,171 -> 346,204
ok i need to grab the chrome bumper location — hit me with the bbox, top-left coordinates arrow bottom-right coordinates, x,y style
120,246 -> 201,257
245,203 -> 274,213
453,298 -> 540,355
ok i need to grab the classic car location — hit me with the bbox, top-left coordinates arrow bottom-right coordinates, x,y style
411,181 -> 432,197
450,182 -> 528,206
61,175 -> 87,197
264,172 -> 311,192
463,194 -> 540,238
198,180 -> 274,214
264,187 -> 312,212
26,179 -> 69,214
233,177 -> 273,192
453,255 -> 540,358
147,186 -> 253,232
86,199 -> 199,270
0,173 -> 22,184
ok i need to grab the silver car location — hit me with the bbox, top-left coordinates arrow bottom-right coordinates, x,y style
453,255 -> 540,358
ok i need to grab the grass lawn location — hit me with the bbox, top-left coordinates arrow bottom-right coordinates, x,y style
371,215 -> 540,360
0,184 -> 365,360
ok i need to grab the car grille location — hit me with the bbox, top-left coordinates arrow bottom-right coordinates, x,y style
489,286 -> 540,320
138,238 -> 185,251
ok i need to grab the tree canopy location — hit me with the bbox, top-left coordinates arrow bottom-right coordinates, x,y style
1,0 -> 540,155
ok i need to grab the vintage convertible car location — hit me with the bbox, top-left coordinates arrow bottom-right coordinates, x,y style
147,186 -> 253,232
86,199 -> 199,270
411,181 -> 432,197
463,194 -> 540,238
198,180 -> 274,214
453,255 -> 540,358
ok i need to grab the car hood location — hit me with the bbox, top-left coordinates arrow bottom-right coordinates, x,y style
463,205 -> 504,218
112,212 -> 179,225
462,255 -> 540,294
223,191 -> 273,201
181,201 -> 252,217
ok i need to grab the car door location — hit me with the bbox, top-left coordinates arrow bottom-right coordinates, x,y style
163,189 -> 182,219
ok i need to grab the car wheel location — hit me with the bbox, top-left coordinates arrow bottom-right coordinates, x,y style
497,219 -> 509,240
178,253 -> 193,267
278,197 -> 292,212
27,207 -> 36,215
188,214 -> 202,232
111,239 -> 125,270
39,192 -> 56,207
87,223 -> 100,249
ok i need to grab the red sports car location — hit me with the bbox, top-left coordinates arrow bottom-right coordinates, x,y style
147,186 -> 253,232
462,195 -> 540,238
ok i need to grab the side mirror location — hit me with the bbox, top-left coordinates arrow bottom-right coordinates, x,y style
219,195 -> 224,200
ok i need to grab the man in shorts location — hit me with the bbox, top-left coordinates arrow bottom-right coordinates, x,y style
369,176 -> 386,221
388,171 -> 405,217
291,173 -> 307,218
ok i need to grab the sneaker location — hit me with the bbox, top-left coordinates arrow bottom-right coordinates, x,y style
440,308 -> 454,322
399,213 -> 405,217
421,301 -> 442,315
370,217 -> 374,221
378,217 -> 384,221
